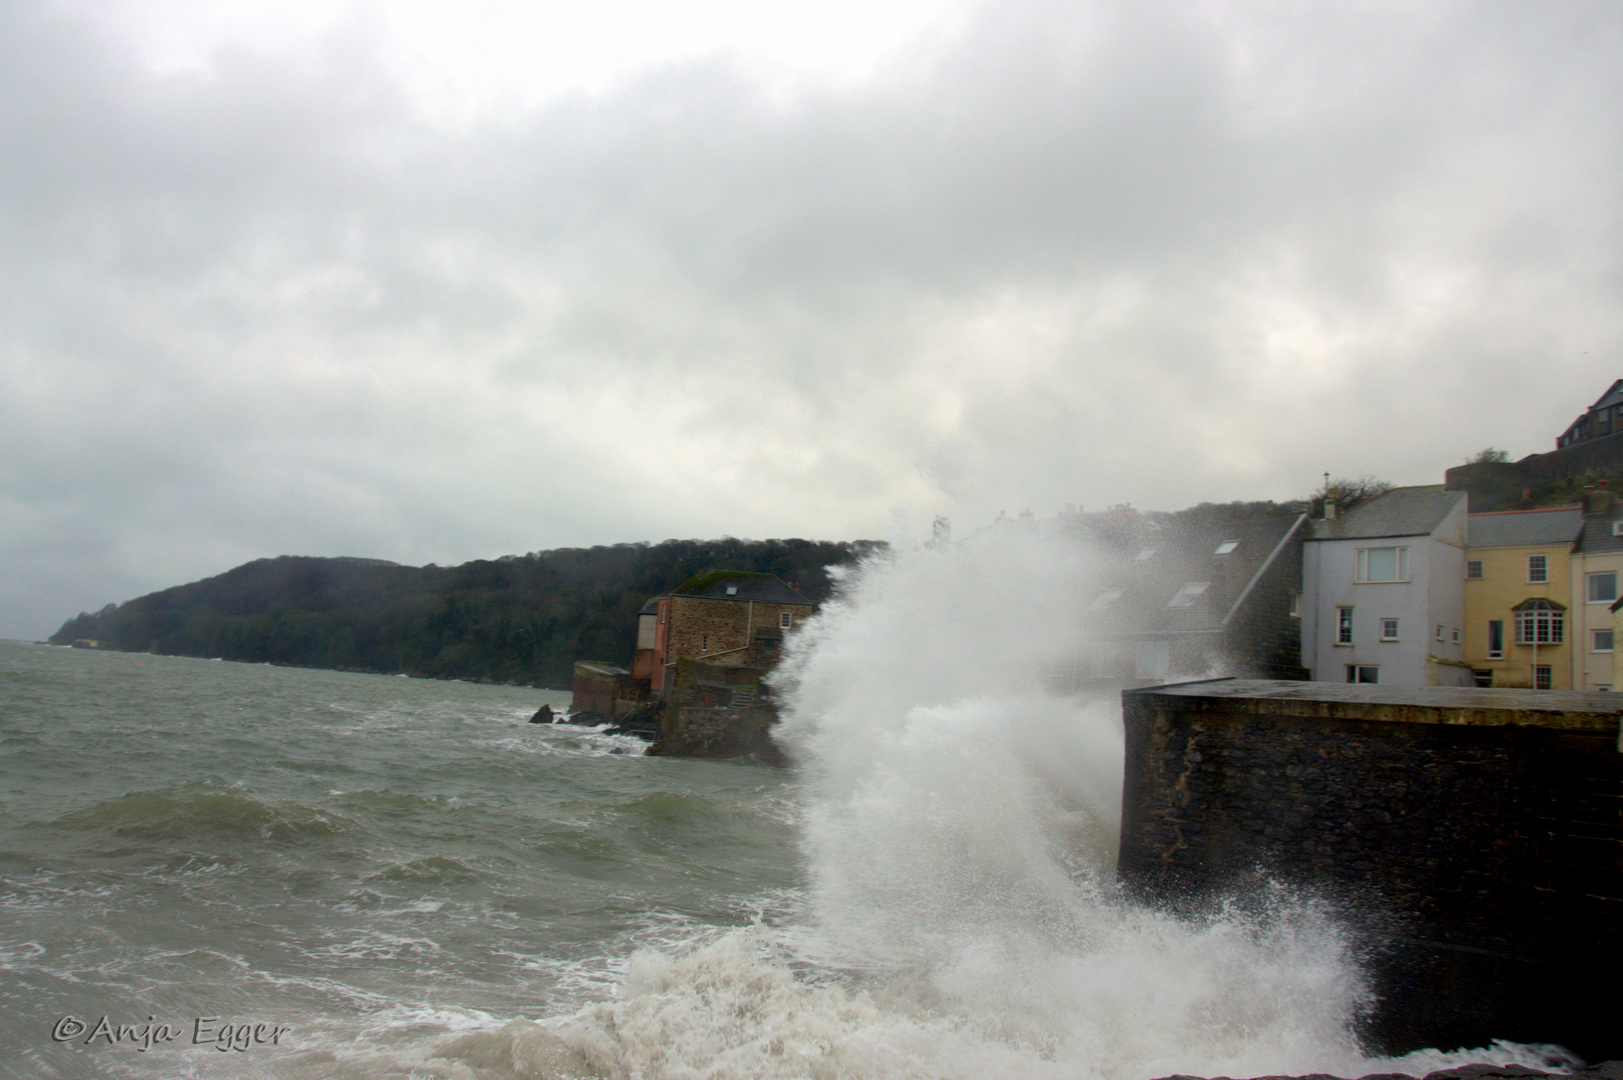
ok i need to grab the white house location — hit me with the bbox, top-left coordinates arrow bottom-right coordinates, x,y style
1301,485 -> 1470,686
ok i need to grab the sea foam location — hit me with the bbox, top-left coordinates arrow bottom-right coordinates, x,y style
489,529 -> 1567,1080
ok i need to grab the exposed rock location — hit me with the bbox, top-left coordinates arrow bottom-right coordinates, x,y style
528,704 -> 555,724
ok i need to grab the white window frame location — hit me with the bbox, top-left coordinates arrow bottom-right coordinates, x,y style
1380,618 -> 1399,641
779,611 -> 793,629
1528,554 -> 1548,583
1594,629 -> 1614,653
1213,540 -> 1239,556
1356,546 -> 1409,583
1466,560 -> 1483,580
1535,664 -> 1552,690
1587,572 -> 1618,604
1486,619 -> 1505,659
1514,605 -> 1564,645
1346,664 -> 1379,684
1336,606 -> 1354,645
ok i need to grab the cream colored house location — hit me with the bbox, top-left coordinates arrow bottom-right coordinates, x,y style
1463,506 -> 1582,689
1568,485 -> 1623,690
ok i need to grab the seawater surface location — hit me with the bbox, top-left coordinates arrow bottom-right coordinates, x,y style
0,538 -> 1578,1079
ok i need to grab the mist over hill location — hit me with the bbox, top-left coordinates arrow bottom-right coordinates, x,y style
48,539 -> 881,688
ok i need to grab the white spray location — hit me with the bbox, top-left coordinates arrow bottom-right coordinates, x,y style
483,527 -> 1572,1080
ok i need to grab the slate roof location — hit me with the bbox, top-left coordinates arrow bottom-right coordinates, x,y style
668,570 -> 812,605
1467,506 -> 1583,549
1087,513 -> 1308,635
1576,507 -> 1623,555
1589,379 -> 1623,412
1310,485 -> 1465,542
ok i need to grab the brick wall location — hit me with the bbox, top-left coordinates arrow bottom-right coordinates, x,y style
1119,679 -> 1622,1059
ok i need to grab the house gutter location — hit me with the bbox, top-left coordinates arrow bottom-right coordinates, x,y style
1220,513 -> 1310,628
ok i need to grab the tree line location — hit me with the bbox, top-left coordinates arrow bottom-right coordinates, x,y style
48,539 -> 881,688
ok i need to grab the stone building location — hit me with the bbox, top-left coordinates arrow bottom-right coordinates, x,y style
1556,378 -> 1623,448
647,571 -> 814,694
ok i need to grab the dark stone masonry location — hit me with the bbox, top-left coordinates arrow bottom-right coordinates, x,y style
1119,680 -> 1623,1062
1149,1063 -> 1623,1080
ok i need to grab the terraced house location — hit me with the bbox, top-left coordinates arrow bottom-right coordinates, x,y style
1462,505 -> 1582,689
1301,485 -> 1470,686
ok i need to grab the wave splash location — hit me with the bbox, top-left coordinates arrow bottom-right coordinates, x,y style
484,529 -> 1564,1080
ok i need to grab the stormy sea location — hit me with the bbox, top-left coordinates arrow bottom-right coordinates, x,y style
0,534 -> 1581,1080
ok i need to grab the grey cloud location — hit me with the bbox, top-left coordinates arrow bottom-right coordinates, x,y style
4,0 -> 1623,638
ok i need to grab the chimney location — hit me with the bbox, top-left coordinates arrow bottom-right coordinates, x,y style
1324,486 -> 1338,521
1592,479 -> 1617,517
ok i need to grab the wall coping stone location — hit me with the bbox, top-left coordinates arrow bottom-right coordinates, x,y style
1124,677 -> 1623,733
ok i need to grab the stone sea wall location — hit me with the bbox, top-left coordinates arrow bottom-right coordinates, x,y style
1119,680 -> 1623,1061
646,658 -> 788,764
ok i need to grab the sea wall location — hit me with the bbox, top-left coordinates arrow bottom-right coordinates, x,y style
647,659 -> 788,764
1118,679 -> 1623,1060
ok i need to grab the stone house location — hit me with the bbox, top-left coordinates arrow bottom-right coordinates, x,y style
1462,505 -> 1583,689
647,570 -> 814,694
1301,485 -> 1470,686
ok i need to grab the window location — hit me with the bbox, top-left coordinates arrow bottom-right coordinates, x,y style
1091,588 -> 1124,611
1288,592 -> 1300,618
1487,620 -> 1505,659
1168,582 -> 1209,607
1613,521 -> 1623,538
1213,540 -> 1239,556
1452,627 -> 1460,644
1588,572 -> 1618,603
1435,624 -> 1445,642
726,586 -> 738,595
701,634 -> 708,652
1513,600 -> 1564,644
1599,685 -> 1613,692
1535,664 -> 1552,690
1380,618 -> 1399,641
1336,607 -> 1354,645
1595,629 -> 1614,653
1466,560 -> 1483,580
1472,670 -> 1493,687
1346,665 -> 1379,684
1528,554 -> 1548,583
1356,547 -> 1408,582
1135,641 -> 1170,680
779,611 -> 793,629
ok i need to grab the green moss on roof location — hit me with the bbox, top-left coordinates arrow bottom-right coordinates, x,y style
671,570 -> 774,595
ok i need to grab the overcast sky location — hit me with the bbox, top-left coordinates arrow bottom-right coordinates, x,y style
4,0 -> 1622,639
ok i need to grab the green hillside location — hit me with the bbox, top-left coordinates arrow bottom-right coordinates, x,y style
49,539 -> 881,688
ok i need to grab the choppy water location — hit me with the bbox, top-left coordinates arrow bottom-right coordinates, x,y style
0,534 -> 1579,1078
